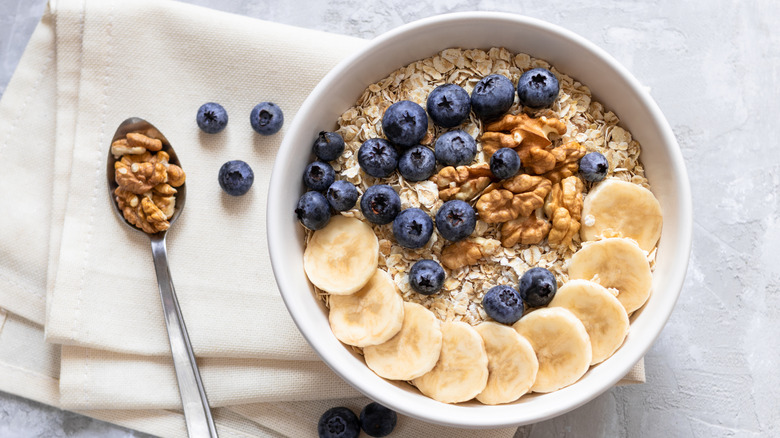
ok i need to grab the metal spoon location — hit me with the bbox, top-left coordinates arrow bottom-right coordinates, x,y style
107,117 -> 218,438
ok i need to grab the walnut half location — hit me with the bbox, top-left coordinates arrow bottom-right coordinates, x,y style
544,176 -> 584,248
441,237 -> 501,270
432,163 -> 493,201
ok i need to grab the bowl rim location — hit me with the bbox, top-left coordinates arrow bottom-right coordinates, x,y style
268,11 -> 692,428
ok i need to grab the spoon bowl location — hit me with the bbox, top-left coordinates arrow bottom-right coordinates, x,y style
107,117 -> 187,233
107,117 -> 217,438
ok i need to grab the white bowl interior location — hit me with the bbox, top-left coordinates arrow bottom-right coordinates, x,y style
268,12 -> 692,429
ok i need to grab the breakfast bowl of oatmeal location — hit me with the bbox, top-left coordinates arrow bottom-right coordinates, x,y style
267,12 -> 691,428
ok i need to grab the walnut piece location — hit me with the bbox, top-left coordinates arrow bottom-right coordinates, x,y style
544,176 -> 584,247
115,160 -> 167,194
110,139 -> 145,157
432,163 -> 493,201
499,212 -> 552,247
480,113 -> 567,174
542,141 -> 586,184
441,237 -> 501,270
114,188 -> 169,234
475,174 -> 551,224
126,132 -> 163,151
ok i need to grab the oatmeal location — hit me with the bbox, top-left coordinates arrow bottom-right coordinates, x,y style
309,47 -> 653,325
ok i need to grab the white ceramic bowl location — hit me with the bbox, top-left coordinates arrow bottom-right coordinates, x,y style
268,12 -> 692,429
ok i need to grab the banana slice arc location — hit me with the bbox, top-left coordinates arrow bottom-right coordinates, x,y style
474,322 -> 539,405
568,237 -> 652,314
328,269 -> 404,347
413,321 -> 488,404
364,302 -> 443,381
580,179 -> 663,252
548,279 -> 630,365
513,307 -> 592,393
304,215 -> 379,295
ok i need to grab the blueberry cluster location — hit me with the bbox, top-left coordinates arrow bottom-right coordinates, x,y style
295,131 -> 360,230
318,402 -> 397,438
196,101 -> 286,197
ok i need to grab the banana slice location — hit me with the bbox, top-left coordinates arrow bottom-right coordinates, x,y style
568,237 -> 652,314
328,269 -> 404,347
304,215 -> 379,295
580,179 -> 663,252
474,322 -> 538,405
548,279 -> 630,365
364,302 -> 443,381
413,321 -> 488,404
513,307 -> 592,393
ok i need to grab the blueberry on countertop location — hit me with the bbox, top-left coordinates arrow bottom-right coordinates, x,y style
518,267 -> 558,307
359,402 -> 398,438
579,152 -> 609,182
303,161 -> 336,192
218,160 -> 254,196
516,68 -> 560,109
360,184 -> 401,225
409,259 -> 445,296
490,147 -> 521,180
318,407 -> 360,438
326,180 -> 358,211
381,100 -> 428,148
426,84 -> 471,128
434,129 -> 477,166
392,208 -> 434,249
398,145 -> 436,182
250,101 -> 284,135
470,74 -> 515,120
358,138 -> 399,178
482,285 -> 524,325
313,131 -> 346,161
196,102 -> 228,134
295,191 -> 331,230
435,199 -> 476,241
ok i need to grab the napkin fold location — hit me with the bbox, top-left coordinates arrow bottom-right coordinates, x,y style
0,0 -> 644,436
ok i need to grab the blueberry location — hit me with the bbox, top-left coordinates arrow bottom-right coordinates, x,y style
196,102 -> 228,134
490,147 -> 521,180
470,74 -> 515,120
408,259 -> 445,295
579,152 -> 609,182
360,184 -> 401,225
398,145 -> 436,182
295,191 -> 331,230
482,285 -> 524,325
326,180 -> 358,211
516,68 -> 560,109
250,102 -> 284,135
313,131 -> 346,161
358,138 -> 399,178
426,84 -> 471,128
435,200 -> 476,241
381,100 -> 428,148
318,407 -> 360,438
218,160 -> 254,196
303,161 -> 336,192
359,402 -> 397,438
392,208 -> 434,249
434,130 -> 477,166
518,267 -> 558,307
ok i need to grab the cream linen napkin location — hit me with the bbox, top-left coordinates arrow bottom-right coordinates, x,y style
0,0 -> 643,436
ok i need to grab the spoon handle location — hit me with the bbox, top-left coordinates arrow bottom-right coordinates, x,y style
150,237 -> 219,438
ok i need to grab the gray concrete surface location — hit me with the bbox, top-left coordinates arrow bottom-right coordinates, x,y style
1,0 -> 778,436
